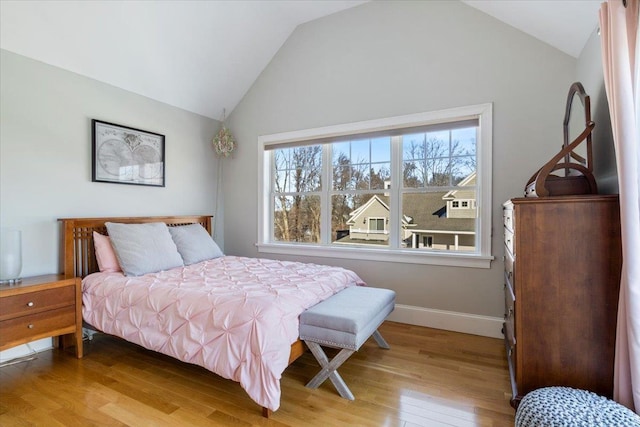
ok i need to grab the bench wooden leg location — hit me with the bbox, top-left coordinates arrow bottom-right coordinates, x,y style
304,341 -> 355,400
372,329 -> 390,349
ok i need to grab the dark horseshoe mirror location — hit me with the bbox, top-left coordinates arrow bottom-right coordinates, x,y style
524,82 -> 598,197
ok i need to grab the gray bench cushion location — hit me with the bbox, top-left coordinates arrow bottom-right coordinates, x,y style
300,286 -> 395,350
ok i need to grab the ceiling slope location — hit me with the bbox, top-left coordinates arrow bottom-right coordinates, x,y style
461,0 -> 601,58
0,0 -> 366,120
1,1 -> 600,120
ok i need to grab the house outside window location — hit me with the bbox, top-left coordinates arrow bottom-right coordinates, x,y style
258,104 -> 493,268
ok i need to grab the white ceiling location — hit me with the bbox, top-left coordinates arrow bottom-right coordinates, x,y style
461,0 -> 601,59
0,1 -> 601,121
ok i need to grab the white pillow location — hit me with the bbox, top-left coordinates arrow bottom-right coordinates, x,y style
105,222 -> 184,276
168,223 -> 224,265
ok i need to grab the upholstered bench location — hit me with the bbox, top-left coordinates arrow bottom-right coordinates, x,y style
515,386 -> 640,427
299,286 -> 395,400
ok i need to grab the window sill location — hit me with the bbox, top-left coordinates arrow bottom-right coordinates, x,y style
256,243 -> 494,269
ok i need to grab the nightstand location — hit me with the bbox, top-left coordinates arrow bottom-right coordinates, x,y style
0,274 -> 83,358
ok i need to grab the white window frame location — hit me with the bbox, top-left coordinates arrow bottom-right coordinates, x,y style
257,103 -> 494,268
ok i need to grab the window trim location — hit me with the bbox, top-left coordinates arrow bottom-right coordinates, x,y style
257,103 -> 494,268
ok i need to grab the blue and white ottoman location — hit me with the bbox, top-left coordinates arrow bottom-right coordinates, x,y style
515,387 -> 640,427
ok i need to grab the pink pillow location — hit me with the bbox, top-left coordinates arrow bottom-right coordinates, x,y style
93,231 -> 122,273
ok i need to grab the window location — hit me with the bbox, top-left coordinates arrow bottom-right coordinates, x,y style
368,218 -> 386,233
258,104 -> 493,268
451,200 -> 470,209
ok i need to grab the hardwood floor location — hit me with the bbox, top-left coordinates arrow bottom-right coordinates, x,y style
0,322 -> 515,426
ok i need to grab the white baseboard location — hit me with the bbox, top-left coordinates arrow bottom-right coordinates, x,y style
387,304 -> 504,339
0,308 -> 502,362
0,338 -> 53,363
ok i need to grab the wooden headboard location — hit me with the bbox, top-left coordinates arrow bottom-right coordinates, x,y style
58,216 -> 212,279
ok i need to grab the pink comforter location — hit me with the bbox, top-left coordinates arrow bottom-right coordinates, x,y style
82,255 -> 365,411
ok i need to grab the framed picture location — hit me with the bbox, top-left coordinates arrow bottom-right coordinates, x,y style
92,119 -> 165,187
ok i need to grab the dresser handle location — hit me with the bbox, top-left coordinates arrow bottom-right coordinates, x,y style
27,324 -> 34,329
27,302 -> 34,307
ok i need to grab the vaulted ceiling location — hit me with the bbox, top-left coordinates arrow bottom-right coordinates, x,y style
0,1 -> 601,121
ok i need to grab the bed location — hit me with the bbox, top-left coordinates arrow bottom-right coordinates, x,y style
59,215 -> 365,416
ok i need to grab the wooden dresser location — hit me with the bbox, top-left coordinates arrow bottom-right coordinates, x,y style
502,195 -> 621,408
0,274 -> 83,358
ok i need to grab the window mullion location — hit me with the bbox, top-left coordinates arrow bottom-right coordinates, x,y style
389,135 -> 402,249
321,144 -> 332,245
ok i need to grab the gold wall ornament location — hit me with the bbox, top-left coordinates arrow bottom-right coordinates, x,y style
212,108 -> 236,157
213,126 -> 236,157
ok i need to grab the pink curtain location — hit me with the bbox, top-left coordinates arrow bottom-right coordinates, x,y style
600,0 -> 640,413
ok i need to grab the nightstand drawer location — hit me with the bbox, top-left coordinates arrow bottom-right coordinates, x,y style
0,306 -> 76,349
0,286 -> 75,321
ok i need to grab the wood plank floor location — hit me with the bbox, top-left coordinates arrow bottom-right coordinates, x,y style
0,322 -> 515,426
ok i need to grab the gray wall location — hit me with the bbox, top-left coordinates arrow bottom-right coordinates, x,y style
1,0 -> 610,339
224,0 -> 578,320
576,30 -> 618,193
0,49 -> 221,278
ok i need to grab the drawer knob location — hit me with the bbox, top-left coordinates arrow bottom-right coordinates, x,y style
27,324 -> 34,329
27,301 -> 34,307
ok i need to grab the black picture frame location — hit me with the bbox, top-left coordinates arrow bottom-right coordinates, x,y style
91,119 -> 165,187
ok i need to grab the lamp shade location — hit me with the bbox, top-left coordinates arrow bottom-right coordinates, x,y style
0,228 -> 22,284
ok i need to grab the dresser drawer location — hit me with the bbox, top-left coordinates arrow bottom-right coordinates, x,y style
504,310 -> 516,348
504,228 -> 515,256
0,286 -> 75,321
504,276 -> 516,348
0,306 -> 75,348
503,205 -> 514,232
505,278 -> 515,317
505,251 -> 515,286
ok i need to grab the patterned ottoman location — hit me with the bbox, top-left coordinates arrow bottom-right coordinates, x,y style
515,387 -> 640,427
